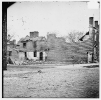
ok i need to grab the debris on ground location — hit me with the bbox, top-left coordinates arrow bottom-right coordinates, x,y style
37,70 -> 42,73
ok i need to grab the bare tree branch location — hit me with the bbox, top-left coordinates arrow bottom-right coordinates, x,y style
66,31 -> 84,43
7,34 -> 14,42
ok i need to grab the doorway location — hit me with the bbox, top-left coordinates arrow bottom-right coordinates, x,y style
25,52 -> 27,59
40,52 -> 43,60
34,50 -> 37,57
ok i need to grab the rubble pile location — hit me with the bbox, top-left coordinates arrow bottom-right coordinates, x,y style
10,57 -> 23,65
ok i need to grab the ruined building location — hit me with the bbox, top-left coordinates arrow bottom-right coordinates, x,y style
16,31 -> 67,62
7,17 -> 99,64
16,31 -> 47,61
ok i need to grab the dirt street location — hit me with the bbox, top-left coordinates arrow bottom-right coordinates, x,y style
3,65 -> 99,98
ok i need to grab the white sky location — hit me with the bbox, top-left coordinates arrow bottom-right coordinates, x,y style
7,1 -> 100,42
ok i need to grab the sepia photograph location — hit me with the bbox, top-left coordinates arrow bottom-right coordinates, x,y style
2,1 -> 100,98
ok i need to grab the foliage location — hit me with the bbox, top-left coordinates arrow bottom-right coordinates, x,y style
66,31 -> 84,43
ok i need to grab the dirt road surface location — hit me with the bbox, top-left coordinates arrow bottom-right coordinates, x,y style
3,65 -> 99,98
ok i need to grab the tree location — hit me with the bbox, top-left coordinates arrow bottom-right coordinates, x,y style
66,31 -> 84,43
7,34 -> 14,42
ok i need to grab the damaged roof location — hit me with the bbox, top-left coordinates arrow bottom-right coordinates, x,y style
19,36 -> 46,42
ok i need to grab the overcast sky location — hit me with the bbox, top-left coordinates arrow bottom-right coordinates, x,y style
7,1 -> 100,42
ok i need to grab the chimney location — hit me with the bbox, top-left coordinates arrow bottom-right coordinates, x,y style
89,17 -> 94,27
95,21 -> 99,29
30,31 -> 39,38
47,33 -> 56,39
95,21 -> 99,62
89,17 -> 94,37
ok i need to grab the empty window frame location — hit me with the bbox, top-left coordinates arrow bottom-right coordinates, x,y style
33,41 -> 37,48
23,43 -> 26,48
